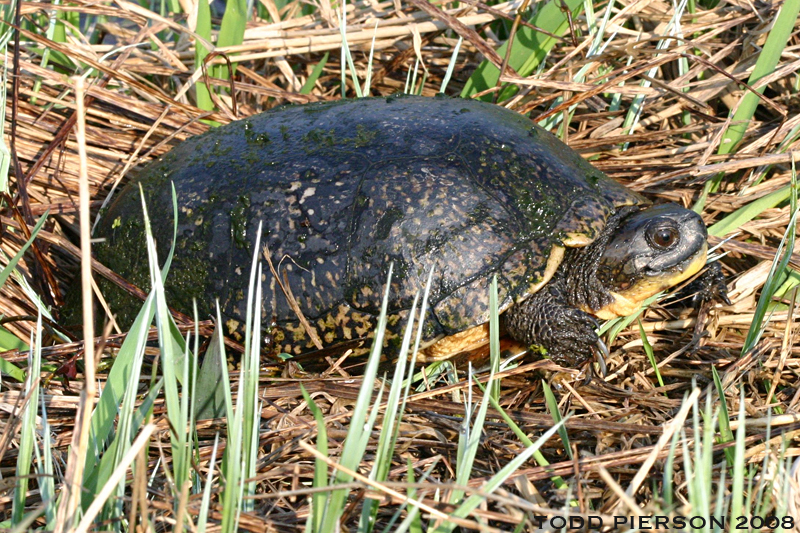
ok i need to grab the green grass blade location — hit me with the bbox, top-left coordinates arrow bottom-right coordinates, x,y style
662,426 -> 680,509
215,0 -> 248,80
362,21 -> 379,95
11,314 -> 42,524
194,0 -> 213,110
0,323 -> 27,353
742,206 -> 799,355
31,1 -> 61,103
488,275 -> 501,401
401,459 -> 423,533
36,394 -> 56,527
357,381 -> 385,472
140,183 -> 190,497
41,10 -> 76,70
401,267 -> 434,395
7,268 -> 63,344
0,0 -> 17,48
241,225 -> 264,512
300,385 -> 327,533
404,63 -> 413,95
353,278 -> 430,518
0,43 -> 9,194
679,429 -> 694,515
542,380 -> 572,459
711,367 -> 735,465
81,292 -> 157,496
96,297 -> 156,523
712,457 -> 727,529
461,0 -> 584,101
88,183 -> 185,522
754,416 -> 774,518
180,325 -> 199,512
392,460 -> 443,533
414,70 -> 427,96
639,319 -> 664,390
208,298 -> 240,532
439,37 -> 462,94
773,270 -> 800,302
94,374 -> 161,524
339,8 -> 363,99
300,52 -> 329,95
83,185 -> 181,502
194,328 -> 227,420
8,508 -> 45,533
218,224 -> 264,528
700,396 -> 716,518
0,212 -> 49,288
0,338 -> 25,380
80,185 -> 177,501
619,0 -> 688,150
409,58 -> 420,97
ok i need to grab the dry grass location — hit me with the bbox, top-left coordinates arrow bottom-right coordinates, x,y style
1,0 -> 799,529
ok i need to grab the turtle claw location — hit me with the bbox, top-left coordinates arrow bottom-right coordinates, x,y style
688,261 -> 731,307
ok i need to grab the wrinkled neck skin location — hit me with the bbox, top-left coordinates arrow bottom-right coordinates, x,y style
557,206 -> 639,315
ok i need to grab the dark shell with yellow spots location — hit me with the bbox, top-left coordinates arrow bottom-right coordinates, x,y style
94,96 -> 646,356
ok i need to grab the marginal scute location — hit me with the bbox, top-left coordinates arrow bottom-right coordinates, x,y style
419,323 -> 490,362
522,245 -> 565,301
556,196 -> 614,247
499,242 -> 559,304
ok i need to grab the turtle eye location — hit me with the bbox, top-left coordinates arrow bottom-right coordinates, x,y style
647,225 -> 679,249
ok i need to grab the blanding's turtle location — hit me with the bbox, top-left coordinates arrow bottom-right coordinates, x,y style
89,96 -> 713,367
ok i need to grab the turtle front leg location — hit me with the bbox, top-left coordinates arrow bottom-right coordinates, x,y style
687,261 -> 731,307
503,278 -> 601,367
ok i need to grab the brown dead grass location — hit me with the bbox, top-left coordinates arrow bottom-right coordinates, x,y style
1,0 -> 800,529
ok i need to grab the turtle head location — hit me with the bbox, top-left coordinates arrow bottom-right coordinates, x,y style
592,203 -> 708,319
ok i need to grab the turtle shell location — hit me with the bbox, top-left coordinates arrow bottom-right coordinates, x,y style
92,95 -> 646,356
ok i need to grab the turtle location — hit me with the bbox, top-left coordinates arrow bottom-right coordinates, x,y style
83,95 -> 712,367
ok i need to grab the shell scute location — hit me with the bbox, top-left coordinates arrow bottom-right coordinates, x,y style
346,157 -> 516,318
